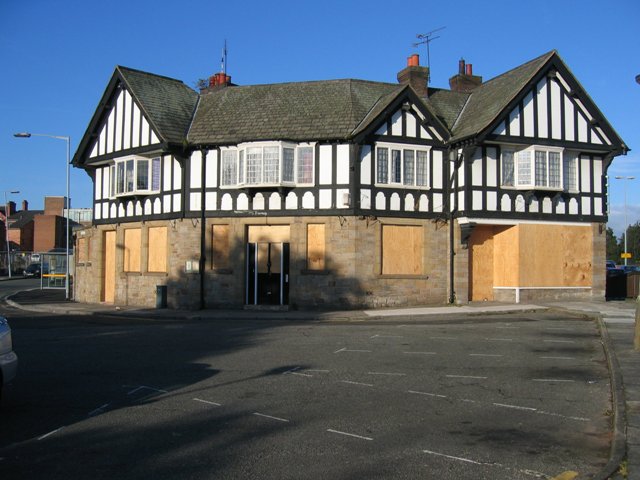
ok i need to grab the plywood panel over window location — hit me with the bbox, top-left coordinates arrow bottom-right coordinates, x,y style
123,228 -> 141,272
382,225 -> 423,275
148,226 -> 167,272
212,224 -> 230,270
307,224 -> 325,270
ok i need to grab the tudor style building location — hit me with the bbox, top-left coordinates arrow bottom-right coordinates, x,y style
71,50 -> 627,309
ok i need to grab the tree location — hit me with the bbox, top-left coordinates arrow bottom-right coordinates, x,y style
606,227 -> 621,262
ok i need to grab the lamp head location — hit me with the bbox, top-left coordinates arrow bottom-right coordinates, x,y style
13,132 -> 31,138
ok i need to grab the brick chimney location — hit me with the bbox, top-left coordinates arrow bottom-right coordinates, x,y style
449,58 -> 482,93
6,201 -> 16,216
22,200 -> 28,211
397,54 -> 430,97
200,72 -> 233,94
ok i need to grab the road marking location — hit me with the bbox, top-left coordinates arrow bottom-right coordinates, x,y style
423,449 -> 492,465
423,449 -> 547,477
493,402 -> 537,412
537,410 -> 589,422
291,372 -> 313,377
127,385 -> 168,395
403,351 -> 437,355
486,338 -> 513,342
469,353 -> 503,357
541,356 -> 575,360
431,336 -> 456,340
253,412 -> 289,423
334,348 -> 372,353
532,378 -> 575,383
88,403 -> 111,417
282,367 -> 302,374
461,399 -> 477,403
307,369 -> 330,373
367,371 -> 406,376
327,429 -> 373,441
340,380 -> 374,387
446,375 -> 488,380
193,398 -> 221,406
543,339 -> 576,344
38,427 -> 65,441
370,334 -> 404,339
408,390 -> 447,399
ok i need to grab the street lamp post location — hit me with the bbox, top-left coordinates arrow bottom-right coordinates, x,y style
4,190 -> 20,278
615,175 -> 636,266
14,132 -> 71,299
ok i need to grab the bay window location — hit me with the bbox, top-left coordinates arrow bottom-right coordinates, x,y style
220,143 -> 315,187
111,156 -> 161,197
376,144 -> 430,187
501,146 -> 567,190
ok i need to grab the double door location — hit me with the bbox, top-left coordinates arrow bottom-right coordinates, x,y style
246,242 -> 289,306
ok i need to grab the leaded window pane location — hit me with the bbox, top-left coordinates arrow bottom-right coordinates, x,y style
403,150 -> 415,185
502,150 -> 514,186
238,150 -> 245,184
563,152 -> 577,191
151,158 -> 161,191
263,146 -> 280,183
297,147 -> 314,184
548,152 -> 561,188
221,150 -> 237,186
516,151 -> 531,186
117,162 -> 125,194
246,147 -> 262,184
535,150 -> 547,187
391,150 -> 402,183
416,150 -> 429,186
137,159 -> 149,190
377,148 -> 388,184
283,148 -> 295,182
125,159 -> 135,192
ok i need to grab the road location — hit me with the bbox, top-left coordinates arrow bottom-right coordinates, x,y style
0,298 -> 612,479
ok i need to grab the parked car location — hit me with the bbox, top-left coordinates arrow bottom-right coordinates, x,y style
0,316 -> 18,400
621,265 -> 640,274
606,260 -> 618,270
23,263 -> 41,278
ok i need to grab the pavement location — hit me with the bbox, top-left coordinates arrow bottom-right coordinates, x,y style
2,278 -> 639,479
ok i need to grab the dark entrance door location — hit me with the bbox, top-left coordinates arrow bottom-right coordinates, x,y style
246,242 -> 290,305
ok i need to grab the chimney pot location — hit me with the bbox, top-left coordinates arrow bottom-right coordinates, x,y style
408,54 -> 420,67
459,58 -> 465,75
22,200 -> 28,211
465,64 -> 473,76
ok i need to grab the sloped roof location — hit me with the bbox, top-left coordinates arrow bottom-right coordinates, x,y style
425,88 -> 470,130
449,51 -> 556,142
188,79 -> 404,144
7,210 -> 43,229
117,66 -> 199,144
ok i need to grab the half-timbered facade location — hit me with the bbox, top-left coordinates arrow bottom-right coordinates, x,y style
72,51 -> 627,309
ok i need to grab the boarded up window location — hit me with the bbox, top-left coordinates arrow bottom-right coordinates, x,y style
77,237 -> 89,264
307,224 -> 325,270
147,226 -> 167,272
382,225 -> 423,275
212,225 -> 230,270
123,228 -> 141,272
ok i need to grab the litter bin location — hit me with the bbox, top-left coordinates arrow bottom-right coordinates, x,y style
628,273 -> 640,299
156,285 -> 167,309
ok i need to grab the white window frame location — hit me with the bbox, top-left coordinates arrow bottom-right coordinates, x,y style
219,142 -> 316,188
500,145 -> 565,191
110,155 -> 161,198
375,143 -> 431,189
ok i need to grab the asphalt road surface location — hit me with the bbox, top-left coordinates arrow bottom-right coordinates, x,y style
0,307 -> 612,479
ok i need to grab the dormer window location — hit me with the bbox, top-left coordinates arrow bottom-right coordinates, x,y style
110,156 -> 161,197
220,142 -> 315,187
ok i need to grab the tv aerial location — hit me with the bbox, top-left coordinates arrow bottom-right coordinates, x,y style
413,27 -> 445,83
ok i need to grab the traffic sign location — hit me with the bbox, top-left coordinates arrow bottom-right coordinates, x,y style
621,252 -> 632,259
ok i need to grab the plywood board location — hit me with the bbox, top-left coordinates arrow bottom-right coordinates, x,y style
148,226 -> 167,272
468,226 -> 495,301
248,225 -> 290,243
307,224 -> 325,270
382,225 -> 423,275
123,228 -> 141,272
103,231 -> 116,303
493,225 -> 520,286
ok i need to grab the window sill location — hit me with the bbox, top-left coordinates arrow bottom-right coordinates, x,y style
374,184 -> 431,190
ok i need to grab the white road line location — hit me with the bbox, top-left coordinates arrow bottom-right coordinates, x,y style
291,372 -> 313,377
493,403 -> 537,412
38,427 -> 65,441
193,398 -> 222,406
446,375 -> 488,380
282,367 -> 302,374
327,429 -> 373,441
307,369 -> 330,373
408,390 -> 447,399
469,353 -> 503,357
341,380 -> 374,387
537,410 -> 589,422
423,449 -> 490,465
367,371 -> 406,376
486,338 -> 513,342
461,399 -> 477,403
431,336 -> 456,340
334,348 -> 372,353
403,351 -> 437,355
253,412 -> 289,423
540,356 -> 575,360
543,339 -> 576,344
370,334 -> 404,339
532,378 -> 575,383
88,403 -> 110,417
127,385 -> 168,395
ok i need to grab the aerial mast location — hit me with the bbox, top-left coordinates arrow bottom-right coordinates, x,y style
413,27 -> 445,84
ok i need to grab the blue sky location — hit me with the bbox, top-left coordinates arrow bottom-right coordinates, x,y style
1,0 -> 638,237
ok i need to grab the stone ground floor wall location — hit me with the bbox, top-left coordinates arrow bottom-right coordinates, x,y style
73,217 -> 606,310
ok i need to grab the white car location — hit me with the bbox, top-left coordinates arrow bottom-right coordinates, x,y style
0,316 -> 18,400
